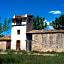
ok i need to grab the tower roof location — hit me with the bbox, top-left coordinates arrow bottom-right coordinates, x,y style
12,14 -> 33,20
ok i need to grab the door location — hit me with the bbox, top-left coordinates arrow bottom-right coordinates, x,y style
26,34 -> 32,51
16,40 -> 20,50
6,40 -> 11,49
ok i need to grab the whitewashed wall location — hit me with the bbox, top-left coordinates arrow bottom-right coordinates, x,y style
11,26 -> 26,50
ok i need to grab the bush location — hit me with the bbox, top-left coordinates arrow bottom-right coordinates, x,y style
5,50 -> 15,54
21,50 -> 28,54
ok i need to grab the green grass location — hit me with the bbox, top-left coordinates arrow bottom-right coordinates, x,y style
0,53 -> 64,64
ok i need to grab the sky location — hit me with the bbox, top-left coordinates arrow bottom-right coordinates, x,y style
0,0 -> 64,35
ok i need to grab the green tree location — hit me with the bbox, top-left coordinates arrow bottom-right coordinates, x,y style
50,15 -> 64,29
59,15 -> 64,29
50,18 -> 60,29
33,16 -> 47,30
0,23 -> 2,33
0,18 -> 11,36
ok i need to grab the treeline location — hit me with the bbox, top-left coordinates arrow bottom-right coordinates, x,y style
33,15 -> 64,30
0,15 -> 64,36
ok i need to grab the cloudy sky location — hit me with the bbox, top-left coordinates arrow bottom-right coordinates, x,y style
0,0 -> 64,35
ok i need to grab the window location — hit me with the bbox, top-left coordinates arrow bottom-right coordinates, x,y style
17,30 -> 20,35
16,20 -> 22,25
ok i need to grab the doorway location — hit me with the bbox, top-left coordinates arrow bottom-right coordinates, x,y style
16,40 -> 20,50
26,34 -> 32,51
6,40 -> 11,49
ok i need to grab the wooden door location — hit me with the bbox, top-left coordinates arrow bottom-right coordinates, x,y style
16,40 -> 20,50
6,40 -> 11,49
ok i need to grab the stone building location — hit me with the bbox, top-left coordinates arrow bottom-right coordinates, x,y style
27,30 -> 64,52
0,14 -> 64,52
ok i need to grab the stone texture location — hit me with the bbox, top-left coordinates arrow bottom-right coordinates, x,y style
32,34 -> 42,51
32,33 -> 64,52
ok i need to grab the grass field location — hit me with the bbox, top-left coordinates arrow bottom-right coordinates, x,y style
0,52 -> 64,64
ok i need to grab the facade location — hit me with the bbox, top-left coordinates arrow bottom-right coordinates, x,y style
27,30 -> 64,52
0,14 -> 64,52
11,14 -> 33,50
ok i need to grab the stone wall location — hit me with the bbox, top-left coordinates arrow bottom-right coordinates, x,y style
32,33 -> 64,52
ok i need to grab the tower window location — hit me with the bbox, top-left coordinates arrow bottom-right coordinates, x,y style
17,30 -> 20,35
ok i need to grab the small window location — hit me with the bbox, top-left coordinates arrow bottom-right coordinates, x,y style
17,30 -> 20,35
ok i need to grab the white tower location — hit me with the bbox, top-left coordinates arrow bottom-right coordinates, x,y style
11,14 -> 33,50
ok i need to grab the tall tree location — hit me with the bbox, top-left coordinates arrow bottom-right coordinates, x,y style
0,18 -> 11,36
50,15 -> 64,29
33,16 -> 47,30
59,15 -> 64,29
0,23 -> 2,33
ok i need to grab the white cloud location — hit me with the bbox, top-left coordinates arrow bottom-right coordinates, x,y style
46,26 -> 54,29
44,19 -> 49,25
47,22 -> 49,25
43,19 -> 54,29
48,26 -> 54,29
49,10 -> 61,14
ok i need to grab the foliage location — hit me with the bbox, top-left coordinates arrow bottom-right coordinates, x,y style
5,50 -> 16,54
0,17 -> 12,36
50,15 -> 64,29
21,50 -> 28,54
0,23 -> 2,34
30,50 -> 41,54
33,16 -> 47,30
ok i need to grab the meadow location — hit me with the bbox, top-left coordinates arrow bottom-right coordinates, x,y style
0,50 -> 64,64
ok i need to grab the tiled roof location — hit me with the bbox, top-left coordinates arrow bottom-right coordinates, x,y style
0,36 -> 11,40
26,30 -> 64,34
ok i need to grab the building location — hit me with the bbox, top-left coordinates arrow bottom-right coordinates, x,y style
0,14 -> 64,52
0,36 -> 11,50
11,14 -> 33,50
27,30 -> 64,52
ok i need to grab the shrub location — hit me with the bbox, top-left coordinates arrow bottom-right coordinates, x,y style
5,50 -> 15,54
21,50 -> 28,54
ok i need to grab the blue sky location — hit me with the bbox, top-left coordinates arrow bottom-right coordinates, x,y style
0,0 -> 64,35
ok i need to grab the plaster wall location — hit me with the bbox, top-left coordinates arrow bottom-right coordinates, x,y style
11,26 -> 26,50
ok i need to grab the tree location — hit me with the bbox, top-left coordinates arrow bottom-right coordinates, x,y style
50,15 -> 64,29
0,18 -> 12,36
59,15 -> 64,29
33,16 -> 47,30
0,23 -> 2,33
